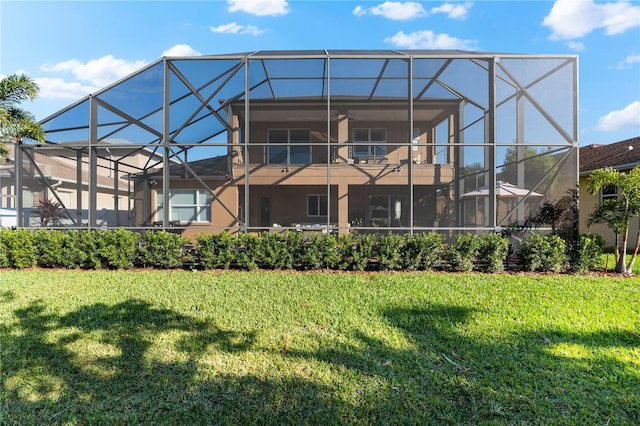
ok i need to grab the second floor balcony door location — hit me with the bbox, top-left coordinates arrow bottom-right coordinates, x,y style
268,129 -> 311,164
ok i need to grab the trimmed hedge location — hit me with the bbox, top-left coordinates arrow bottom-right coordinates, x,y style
0,228 -> 604,273
519,234 -> 567,273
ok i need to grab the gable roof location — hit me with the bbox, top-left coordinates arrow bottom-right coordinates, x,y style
580,136 -> 640,174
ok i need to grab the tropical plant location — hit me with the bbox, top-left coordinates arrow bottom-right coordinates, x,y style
35,198 -> 66,227
587,166 -> 640,274
0,74 -> 45,159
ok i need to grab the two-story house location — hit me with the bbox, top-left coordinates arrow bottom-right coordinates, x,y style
12,50 -> 579,239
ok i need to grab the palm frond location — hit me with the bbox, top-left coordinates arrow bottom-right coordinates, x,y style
0,74 -> 40,106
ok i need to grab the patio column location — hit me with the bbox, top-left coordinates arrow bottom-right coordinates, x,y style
337,182 -> 349,234
336,111 -> 349,162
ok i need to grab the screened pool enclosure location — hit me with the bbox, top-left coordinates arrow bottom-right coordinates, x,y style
4,50 -> 578,238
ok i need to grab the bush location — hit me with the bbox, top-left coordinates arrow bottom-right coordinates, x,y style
569,233 -> 605,274
139,230 -> 188,269
298,233 -> 340,270
0,229 -> 37,269
401,232 -> 445,271
60,230 -> 91,269
32,229 -> 88,268
336,233 -> 375,271
234,233 -> 260,271
444,233 -> 480,272
519,234 -> 567,272
32,229 -> 87,269
33,229 -> 66,268
77,230 -> 101,269
0,230 -> 7,268
97,228 -> 140,269
1,228 -> 600,274
477,233 -> 509,273
196,231 -> 236,270
255,232 -> 296,270
377,233 -> 406,271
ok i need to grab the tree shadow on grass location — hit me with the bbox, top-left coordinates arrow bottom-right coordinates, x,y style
2,297 -> 638,424
1,299 -> 352,425
288,304 -> 639,424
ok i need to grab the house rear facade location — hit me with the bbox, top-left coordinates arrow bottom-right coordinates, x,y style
4,50 -> 579,238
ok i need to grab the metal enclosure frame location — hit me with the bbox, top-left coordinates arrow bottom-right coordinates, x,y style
3,50 -> 579,238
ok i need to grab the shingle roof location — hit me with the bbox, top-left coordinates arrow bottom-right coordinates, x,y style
580,136 -> 640,173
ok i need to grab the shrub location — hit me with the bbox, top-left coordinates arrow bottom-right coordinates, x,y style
299,233 -> 340,270
93,228 -> 140,270
77,230 -> 101,269
0,230 -> 7,268
569,233 -> 605,274
0,229 -> 37,269
444,233 -> 480,272
519,234 -> 567,272
377,233 -> 405,271
477,233 -> 509,273
33,229 -> 64,268
196,231 -> 236,270
33,229 -> 87,269
57,230 -> 89,269
234,233 -> 260,271
337,233 -> 375,271
401,232 -> 445,271
76,229 -> 140,269
139,230 -> 188,269
255,232 -> 296,270
33,229 -> 86,268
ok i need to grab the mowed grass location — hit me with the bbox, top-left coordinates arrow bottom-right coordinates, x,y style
1,270 -> 638,425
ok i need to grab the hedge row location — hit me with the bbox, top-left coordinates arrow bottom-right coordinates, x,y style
0,228 -> 604,273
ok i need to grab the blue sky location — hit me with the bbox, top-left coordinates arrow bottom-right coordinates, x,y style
1,0 -> 638,146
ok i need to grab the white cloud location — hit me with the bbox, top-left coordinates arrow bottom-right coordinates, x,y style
385,30 -> 478,50
596,101 -> 640,132
227,0 -> 289,16
35,77 -> 99,100
162,44 -> 201,57
41,55 -> 148,87
568,41 -> 585,51
353,2 -> 427,21
612,54 -> 640,69
543,0 -> 640,40
210,22 -> 265,36
430,2 -> 473,20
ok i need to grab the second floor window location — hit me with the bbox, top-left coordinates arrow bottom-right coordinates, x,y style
353,128 -> 386,159
268,129 -> 311,164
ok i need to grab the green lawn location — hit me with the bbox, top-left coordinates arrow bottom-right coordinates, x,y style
1,270 -> 638,425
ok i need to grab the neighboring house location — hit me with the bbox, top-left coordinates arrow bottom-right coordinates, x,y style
579,136 -> 640,248
14,50 -> 579,238
1,143 -> 162,227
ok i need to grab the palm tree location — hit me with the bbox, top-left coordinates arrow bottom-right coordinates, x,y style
0,74 -> 45,159
587,166 -> 640,274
